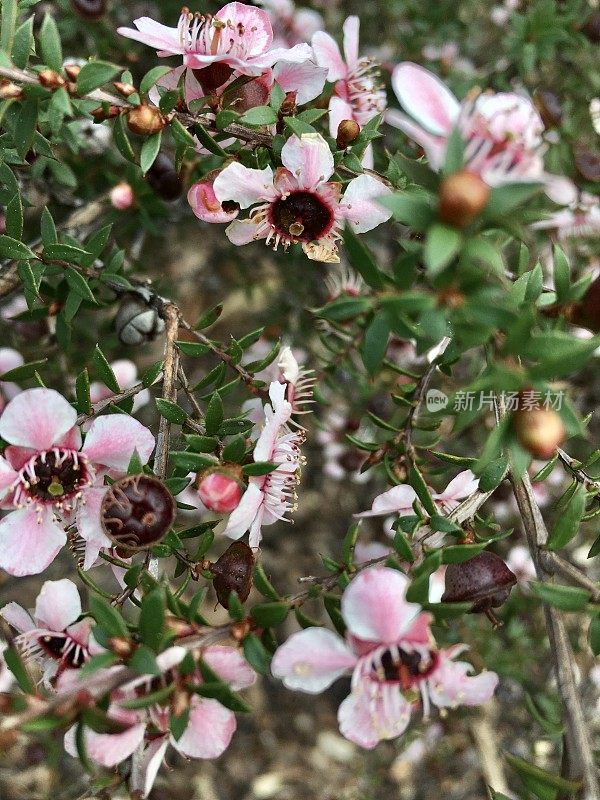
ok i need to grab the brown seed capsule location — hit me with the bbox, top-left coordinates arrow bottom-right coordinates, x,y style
38,70 -> 66,89
442,551 -> 517,625
91,105 -> 121,121
113,81 -> 137,98
574,147 -> 600,182
568,275 -> 600,332
100,474 -> 176,552
210,542 -> 255,609
336,119 -> 361,150
582,11 -> 600,43
513,406 -> 566,459
534,90 -> 562,129
127,104 -> 168,136
70,0 -> 107,21
439,170 -> 490,228
147,153 -> 183,201
64,64 -> 81,81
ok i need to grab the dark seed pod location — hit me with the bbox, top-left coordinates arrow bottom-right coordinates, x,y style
100,474 -> 176,552
115,290 -> 165,346
534,90 -> 562,129
336,119 -> 361,149
442,551 -> 517,625
147,153 -> 183,201
582,12 -> 600,43
70,0 -> 107,21
210,542 -> 255,609
574,147 -> 600,182
568,275 -> 600,332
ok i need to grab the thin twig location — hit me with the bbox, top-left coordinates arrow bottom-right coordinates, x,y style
75,376 -> 163,426
154,303 -> 181,479
541,551 -> 600,602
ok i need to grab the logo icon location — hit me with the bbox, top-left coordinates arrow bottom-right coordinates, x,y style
425,389 -> 449,413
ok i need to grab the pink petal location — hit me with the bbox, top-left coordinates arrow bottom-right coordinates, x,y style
281,133 -> 335,188
0,347 -> 23,375
65,722 -> 147,767
0,602 -> 35,634
130,738 -> 169,798
544,174 -> 578,206
222,481 -> 264,540
249,43 -> 313,69
184,68 -> 206,104
428,651 -> 499,708
225,220 -> 268,245
82,415 -> 155,472
402,612 -> 434,645
188,181 -> 239,224
354,484 -> 418,518
117,18 -> 183,55
342,16 -> 360,68
148,65 -> 186,106
328,95 -> 354,139
0,455 -> 17,500
272,627 -> 357,692
172,697 -> 236,759
312,31 -> 347,82
216,3 -> 273,57
273,60 -> 328,106
340,174 -> 393,233
76,486 -> 112,571
434,470 -> 479,504
213,163 -> 275,209
0,388 -> 77,450
253,381 -> 292,461
338,679 -> 412,748
0,508 -> 66,576
391,62 -> 459,136
341,567 -> 421,643
203,645 -> 256,690
35,579 -> 82,631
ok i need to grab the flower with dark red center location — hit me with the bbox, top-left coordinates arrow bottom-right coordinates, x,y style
100,474 -> 176,552
213,133 -> 392,263
0,388 -> 155,576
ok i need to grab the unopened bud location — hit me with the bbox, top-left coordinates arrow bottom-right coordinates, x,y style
574,147 -> 600,182
582,11 -> 600,43
170,688 -> 190,717
115,290 -> 165,346
230,618 -> 252,641
210,541 -> 255,609
113,81 -> 137,98
336,119 -> 360,149
38,69 -> 66,90
280,90 -> 297,118
110,181 -> 135,210
70,0 -> 107,21
534,90 -> 562,129
514,405 -> 565,459
568,275 -> 600,333
108,636 -> 136,658
0,82 -> 23,100
439,170 -> 490,228
64,64 -> 82,81
127,104 -> 168,136
196,466 -> 244,513
164,616 -> 198,638
91,104 -> 121,121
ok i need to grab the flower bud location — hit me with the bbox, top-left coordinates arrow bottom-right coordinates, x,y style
115,291 -> 165,346
574,147 -> 600,182
438,170 -> 490,228
147,153 -> 183,201
210,542 -> 255,608
279,91 -> 297,118
107,636 -> 136,658
64,64 -> 81,81
582,11 -> 600,43
110,182 -> 135,210
196,466 -> 244,513
568,275 -> 600,333
91,105 -> 121,122
100,474 -> 176,552
70,0 -> 107,21
38,70 -> 66,90
113,81 -> 137,98
513,406 -> 565,459
0,82 -> 23,100
534,90 -> 562,129
336,119 -> 360,149
127,104 -> 168,136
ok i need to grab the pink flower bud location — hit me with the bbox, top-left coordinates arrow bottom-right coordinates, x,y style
110,182 -> 135,210
187,173 -> 239,224
196,468 -> 243,513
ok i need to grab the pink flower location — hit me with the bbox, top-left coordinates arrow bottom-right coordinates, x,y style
118,3 -> 312,101
188,176 -> 240,223
65,645 -> 256,797
387,62 -> 576,203
0,579 -> 100,682
0,388 -> 155,575
531,192 -> 600,239
272,567 -> 498,748
354,470 -> 478,519
0,347 -> 24,414
213,133 -> 392,262
109,182 -> 135,210
223,381 -> 305,547
312,17 -> 386,166
257,0 -> 324,49
89,358 -> 150,414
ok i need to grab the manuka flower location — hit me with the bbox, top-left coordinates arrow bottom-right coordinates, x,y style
312,16 -> 386,167
0,347 -> 23,414
0,388 -> 155,575
89,358 -> 150,413
223,380 -> 305,547
387,62 -> 576,202
531,192 -> 600,239
64,645 -> 256,797
212,132 -> 392,262
0,579 -> 99,682
272,567 -> 498,748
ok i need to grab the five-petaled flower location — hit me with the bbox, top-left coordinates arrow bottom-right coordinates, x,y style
0,388 -> 155,576
312,16 -> 386,167
272,567 -> 498,748
387,62 -> 576,203
212,132 -> 392,262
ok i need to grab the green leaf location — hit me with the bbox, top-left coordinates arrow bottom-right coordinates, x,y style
250,602 -> 289,627
170,451 -> 218,471
424,224 -> 462,274
243,633 -> 272,674
362,312 -> 390,375
442,544 -> 487,564
121,683 -> 175,710
318,296 -> 371,321
0,358 -> 47,382
392,530 -> 414,562
342,522 -> 360,566
343,226 -> 385,289
242,461 -> 278,476
5,192 -> 23,240
89,595 -> 129,638
139,589 -> 165,652
205,392 -> 224,435
141,360 -> 163,388
14,99 -> 38,159
1,0 -> 18,54
41,206 -> 58,247
284,116 -> 316,136
92,344 -> 120,392
0,235 -> 36,261
140,131 -> 162,175
478,456 -> 509,492
65,267 -> 97,303
128,644 -> 160,676
194,303 -> 223,330
156,399 -> 188,425
547,484 -> 586,550
553,245 -> 570,303
505,753 -> 581,798
12,16 -> 34,69
140,65 -> 172,95
113,113 -> 137,163
240,105 -> 278,126
77,61 -> 121,94
529,581 -> 590,611
192,123 -> 229,157
4,646 -> 35,693
253,563 -> 279,600
483,183 -> 542,218
589,614 -> 600,656
39,13 -> 63,72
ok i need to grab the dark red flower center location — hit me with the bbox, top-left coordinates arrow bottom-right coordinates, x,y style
15,449 -> 92,509
373,647 -> 439,690
270,191 -> 334,242
38,634 -> 88,668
